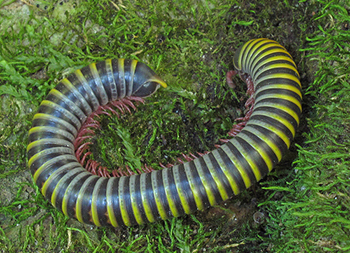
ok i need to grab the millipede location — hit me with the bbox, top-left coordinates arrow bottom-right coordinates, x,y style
27,38 -> 302,227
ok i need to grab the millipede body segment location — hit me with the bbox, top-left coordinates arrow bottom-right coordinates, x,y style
27,39 -> 302,227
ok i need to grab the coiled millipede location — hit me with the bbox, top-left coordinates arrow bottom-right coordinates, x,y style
27,38 -> 302,227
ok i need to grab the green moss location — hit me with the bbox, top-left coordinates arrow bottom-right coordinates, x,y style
259,2 -> 350,252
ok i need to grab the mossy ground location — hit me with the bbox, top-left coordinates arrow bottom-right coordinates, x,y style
0,0 -> 349,252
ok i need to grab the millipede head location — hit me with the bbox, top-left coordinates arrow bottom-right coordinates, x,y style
132,61 -> 167,97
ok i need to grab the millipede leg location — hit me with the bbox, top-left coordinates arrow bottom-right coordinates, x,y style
225,71 -> 256,138
74,97 -> 149,177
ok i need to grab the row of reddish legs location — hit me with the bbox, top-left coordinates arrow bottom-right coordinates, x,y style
73,71 -> 255,178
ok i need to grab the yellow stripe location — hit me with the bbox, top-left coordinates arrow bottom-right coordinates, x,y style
130,175 -> 144,224
91,177 -> 106,226
249,111 -> 296,139
106,177 -> 119,227
254,41 -> 290,57
128,60 -> 138,96
118,58 -> 125,68
254,102 -> 300,126
89,62 -> 108,105
49,89 -> 66,101
31,113 -> 78,136
151,171 -> 167,220
235,38 -> 260,70
74,69 -> 87,82
41,162 -> 81,197
28,126 -> 75,142
39,100 -> 81,129
75,175 -> 97,223
251,55 -> 297,76
118,59 -> 125,97
243,126 -> 283,162
230,138 -> 263,182
105,59 -> 112,68
51,168 -> 81,208
147,76 -> 167,88
256,73 -> 301,89
194,158 -> 216,206
210,149 -> 241,194
48,89 -> 86,121
27,138 -> 73,156
74,69 -> 100,110
257,84 -> 302,101
119,176 -> 131,226
60,78 -> 93,115
173,165 -> 191,214
242,39 -> 264,70
216,145 -> 251,191
247,41 -> 286,70
255,93 -> 302,112
211,149 -> 239,195
202,155 -> 229,201
184,162 -> 203,210
30,148 -> 74,178
62,171 -> 89,216
254,63 -> 299,79
89,62 -> 98,77
246,118 -> 295,148
140,173 -> 155,222
26,138 -> 47,152
60,78 -> 74,90
162,169 -> 179,217
249,48 -> 292,72
237,134 -> 274,172
105,59 -> 118,100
